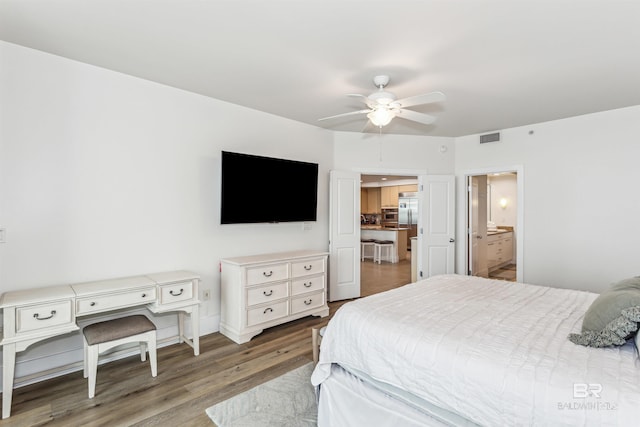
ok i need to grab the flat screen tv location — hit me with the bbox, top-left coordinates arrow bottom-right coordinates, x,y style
221,151 -> 319,224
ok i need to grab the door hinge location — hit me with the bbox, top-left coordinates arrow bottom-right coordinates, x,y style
419,271 -> 423,278
419,228 -> 423,234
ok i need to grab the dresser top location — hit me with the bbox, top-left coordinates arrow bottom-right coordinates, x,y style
221,250 -> 329,266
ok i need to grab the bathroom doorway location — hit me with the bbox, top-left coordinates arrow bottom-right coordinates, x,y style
466,169 -> 522,282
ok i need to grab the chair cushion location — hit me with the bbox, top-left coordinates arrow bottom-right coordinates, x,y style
83,315 -> 156,345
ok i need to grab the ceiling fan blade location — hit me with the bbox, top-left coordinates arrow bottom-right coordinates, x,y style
318,109 -> 371,121
396,91 -> 446,108
396,109 -> 436,125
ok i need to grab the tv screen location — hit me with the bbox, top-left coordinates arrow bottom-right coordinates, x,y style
221,151 -> 319,224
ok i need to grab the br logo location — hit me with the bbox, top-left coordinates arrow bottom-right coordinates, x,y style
573,383 -> 602,398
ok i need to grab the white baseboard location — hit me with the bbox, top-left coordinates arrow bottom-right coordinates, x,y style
1,312 -> 220,391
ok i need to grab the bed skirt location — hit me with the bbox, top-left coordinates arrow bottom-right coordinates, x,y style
317,364 -> 477,427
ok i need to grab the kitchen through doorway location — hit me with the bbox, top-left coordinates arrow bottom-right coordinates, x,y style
360,174 -> 417,296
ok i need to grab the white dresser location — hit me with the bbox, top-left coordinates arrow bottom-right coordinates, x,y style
220,250 -> 329,344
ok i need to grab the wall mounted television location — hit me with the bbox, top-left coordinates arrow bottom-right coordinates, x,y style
220,151 -> 319,224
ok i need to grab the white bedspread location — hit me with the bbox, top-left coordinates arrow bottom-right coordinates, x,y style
311,274 -> 640,426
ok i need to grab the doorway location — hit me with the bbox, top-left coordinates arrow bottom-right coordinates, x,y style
466,169 -> 522,282
360,174 -> 416,296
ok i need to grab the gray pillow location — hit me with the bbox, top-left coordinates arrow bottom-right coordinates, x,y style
568,277 -> 640,347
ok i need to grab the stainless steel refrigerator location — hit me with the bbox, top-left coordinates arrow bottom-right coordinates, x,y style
398,192 -> 418,250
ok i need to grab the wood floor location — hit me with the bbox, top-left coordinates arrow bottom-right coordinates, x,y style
0,260 -> 410,426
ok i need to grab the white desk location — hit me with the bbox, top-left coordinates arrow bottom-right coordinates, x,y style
0,270 -> 200,419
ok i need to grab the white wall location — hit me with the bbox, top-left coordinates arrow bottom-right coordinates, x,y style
333,131 -> 455,175
0,41 -> 333,382
455,105 -> 640,292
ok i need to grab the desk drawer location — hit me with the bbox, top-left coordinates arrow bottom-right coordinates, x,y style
76,287 -> 156,315
246,263 -> 289,286
291,258 -> 325,278
246,300 -> 288,327
159,281 -> 194,305
291,275 -> 324,296
291,291 -> 325,315
247,281 -> 288,307
16,300 -> 74,333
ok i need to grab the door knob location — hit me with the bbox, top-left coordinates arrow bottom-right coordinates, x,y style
476,235 -> 482,239
449,238 -> 455,243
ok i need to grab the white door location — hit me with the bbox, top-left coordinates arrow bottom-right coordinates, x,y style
418,175 -> 455,278
329,170 -> 361,301
469,175 -> 488,277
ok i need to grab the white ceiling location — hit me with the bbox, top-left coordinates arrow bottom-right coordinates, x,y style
1,0 -> 639,137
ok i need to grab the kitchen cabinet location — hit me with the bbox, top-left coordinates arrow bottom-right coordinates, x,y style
361,188 -> 381,213
381,186 -> 399,207
398,184 -> 418,194
381,184 -> 417,207
487,231 -> 514,271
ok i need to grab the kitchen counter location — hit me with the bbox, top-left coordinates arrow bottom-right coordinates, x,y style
361,227 -> 408,262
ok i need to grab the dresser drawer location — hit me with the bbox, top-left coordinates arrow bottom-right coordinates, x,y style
246,263 -> 289,286
246,300 -> 288,327
291,258 -> 325,278
247,281 -> 288,307
291,275 -> 324,296
76,287 -> 156,315
159,281 -> 194,305
16,300 -> 74,333
291,291 -> 325,315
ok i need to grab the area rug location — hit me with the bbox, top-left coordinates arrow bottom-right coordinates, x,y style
206,362 -> 317,426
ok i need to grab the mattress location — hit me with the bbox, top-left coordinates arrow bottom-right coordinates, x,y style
311,274 -> 640,426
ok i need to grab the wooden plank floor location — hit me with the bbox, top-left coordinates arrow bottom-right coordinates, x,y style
0,259 -> 410,426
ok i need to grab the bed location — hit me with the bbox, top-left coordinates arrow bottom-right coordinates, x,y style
311,274 -> 640,426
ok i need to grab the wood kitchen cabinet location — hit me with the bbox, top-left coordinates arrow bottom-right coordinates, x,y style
398,184 -> 418,194
381,186 -> 399,207
361,188 -> 381,213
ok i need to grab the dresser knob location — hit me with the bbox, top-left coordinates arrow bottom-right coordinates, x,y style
303,265 -> 312,271
170,288 -> 184,296
263,271 -> 273,277
263,290 -> 273,296
90,302 -> 96,307
263,307 -> 273,314
303,282 -> 312,288
304,299 -> 312,305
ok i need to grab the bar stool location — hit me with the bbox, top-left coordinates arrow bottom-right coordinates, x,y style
360,238 -> 376,261
82,315 -> 157,398
374,240 -> 396,264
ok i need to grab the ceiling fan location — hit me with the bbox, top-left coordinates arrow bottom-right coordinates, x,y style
319,75 -> 445,129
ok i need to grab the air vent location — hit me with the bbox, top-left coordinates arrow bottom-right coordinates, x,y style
480,132 -> 501,144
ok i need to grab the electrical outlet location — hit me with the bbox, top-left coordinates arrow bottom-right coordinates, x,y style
202,290 -> 211,301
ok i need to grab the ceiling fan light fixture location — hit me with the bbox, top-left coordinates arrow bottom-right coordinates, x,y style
367,107 -> 395,127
